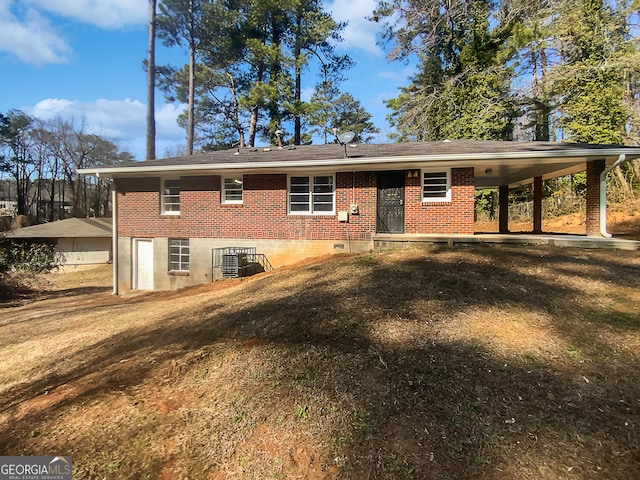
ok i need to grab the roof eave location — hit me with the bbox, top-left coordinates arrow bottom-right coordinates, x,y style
78,148 -> 640,179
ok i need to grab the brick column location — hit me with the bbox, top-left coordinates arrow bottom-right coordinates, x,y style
533,176 -> 543,233
498,185 -> 509,233
586,159 -> 606,237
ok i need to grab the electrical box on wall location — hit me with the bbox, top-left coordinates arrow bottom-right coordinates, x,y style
349,203 -> 359,215
338,211 -> 349,222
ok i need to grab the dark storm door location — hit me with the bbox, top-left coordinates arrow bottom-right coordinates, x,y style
376,171 -> 405,234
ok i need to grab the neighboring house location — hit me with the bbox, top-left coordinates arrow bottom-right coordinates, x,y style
6,217 -> 112,265
79,140 -> 640,292
0,200 -> 17,217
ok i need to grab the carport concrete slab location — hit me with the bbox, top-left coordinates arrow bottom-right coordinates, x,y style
374,233 -> 640,251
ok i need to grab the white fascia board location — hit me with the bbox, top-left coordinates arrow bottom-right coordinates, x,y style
79,148 -> 640,178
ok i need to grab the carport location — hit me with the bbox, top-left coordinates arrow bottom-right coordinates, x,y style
466,144 -> 639,237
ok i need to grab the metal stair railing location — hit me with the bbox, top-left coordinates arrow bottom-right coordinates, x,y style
212,247 -> 272,279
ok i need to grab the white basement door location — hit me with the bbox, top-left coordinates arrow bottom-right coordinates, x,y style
135,239 -> 154,290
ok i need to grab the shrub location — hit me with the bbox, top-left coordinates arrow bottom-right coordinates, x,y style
0,239 -> 61,299
0,239 -> 60,281
0,239 -> 60,273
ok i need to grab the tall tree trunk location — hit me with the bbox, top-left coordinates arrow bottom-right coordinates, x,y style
186,0 -> 196,155
248,63 -> 264,148
102,181 -> 110,217
294,62 -> 301,145
146,0 -> 157,160
15,162 -> 26,216
248,106 -> 259,148
82,177 -> 88,217
293,9 -> 303,145
35,166 -> 43,223
187,44 -> 196,154
61,177 -> 66,219
533,49 -> 550,142
49,167 -> 56,222
614,166 -> 634,199
631,160 -> 640,187
227,72 -> 245,147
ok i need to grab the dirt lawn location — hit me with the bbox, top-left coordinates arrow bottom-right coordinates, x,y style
475,200 -> 640,240
1,244 -> 639,479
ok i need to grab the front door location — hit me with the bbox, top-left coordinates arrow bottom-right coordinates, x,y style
377,171 -> 405,234
134,239 -> 154,290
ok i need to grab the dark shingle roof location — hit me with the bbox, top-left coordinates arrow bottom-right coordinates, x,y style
78,140 -> 640,188
112,140 -> 634,169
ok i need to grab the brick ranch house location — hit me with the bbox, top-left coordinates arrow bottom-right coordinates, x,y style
79,140 -> 640,293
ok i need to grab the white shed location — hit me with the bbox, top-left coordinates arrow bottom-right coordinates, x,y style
6,218 -> 112,265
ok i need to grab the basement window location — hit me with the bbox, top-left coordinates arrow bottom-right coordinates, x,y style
162,178 -> 180,214
222,176 -> 243,204
288,175 -> 335,215
169,238 -> 189,272
422,169 -> 451,202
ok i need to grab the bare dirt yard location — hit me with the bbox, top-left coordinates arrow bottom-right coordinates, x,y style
1,242 -> 639,479
475,200 -> 640,240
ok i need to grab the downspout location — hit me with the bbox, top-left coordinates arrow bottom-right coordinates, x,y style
600,154 -> 626,238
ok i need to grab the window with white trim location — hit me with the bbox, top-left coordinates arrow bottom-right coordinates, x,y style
288,175 -> 335,214
222,176 -> 243,203
162,179 -> 180,214
422,169 -> 451,202
169,238 -> 189,271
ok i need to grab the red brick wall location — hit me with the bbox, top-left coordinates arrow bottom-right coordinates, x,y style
116,168 -> 475,239
404,167 -> 475,234
586,159 -> 605,236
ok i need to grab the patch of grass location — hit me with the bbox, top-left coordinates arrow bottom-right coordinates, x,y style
566,345 -> 583,362
294,404 -> 309,420
353,252 -> 379,267
391,457 -> 415,479
601,311 -> 639,330
233,411 -> 245,423
329,431 -> 351,449
106,460 -> 120,473
354,411 -> 376,438
291,373 -> 308,388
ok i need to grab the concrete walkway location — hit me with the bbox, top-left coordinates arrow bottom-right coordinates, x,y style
374,233 -> 640,251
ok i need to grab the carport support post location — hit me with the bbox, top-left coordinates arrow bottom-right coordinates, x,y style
112,187 -> 119,295
498,185 -> 509,233
533,176 -> 543,234
586,159 -> 606,237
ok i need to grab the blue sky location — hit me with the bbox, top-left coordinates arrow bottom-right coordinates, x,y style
0,0 -> 415,160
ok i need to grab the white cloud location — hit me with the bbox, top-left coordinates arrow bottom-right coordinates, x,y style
377,64 -> 416,84
301,86 -> 315,102
324,0 -> 383,56
0,1 -> 71,65
28,98 -> 186,159
0,0 -> 147,66
25,0 -> 147,29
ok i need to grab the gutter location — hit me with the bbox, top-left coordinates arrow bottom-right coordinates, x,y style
600,154 -> 628,238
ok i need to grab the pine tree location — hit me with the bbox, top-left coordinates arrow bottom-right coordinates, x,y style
376,0 -> 517,141
549,0 -> 632,144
